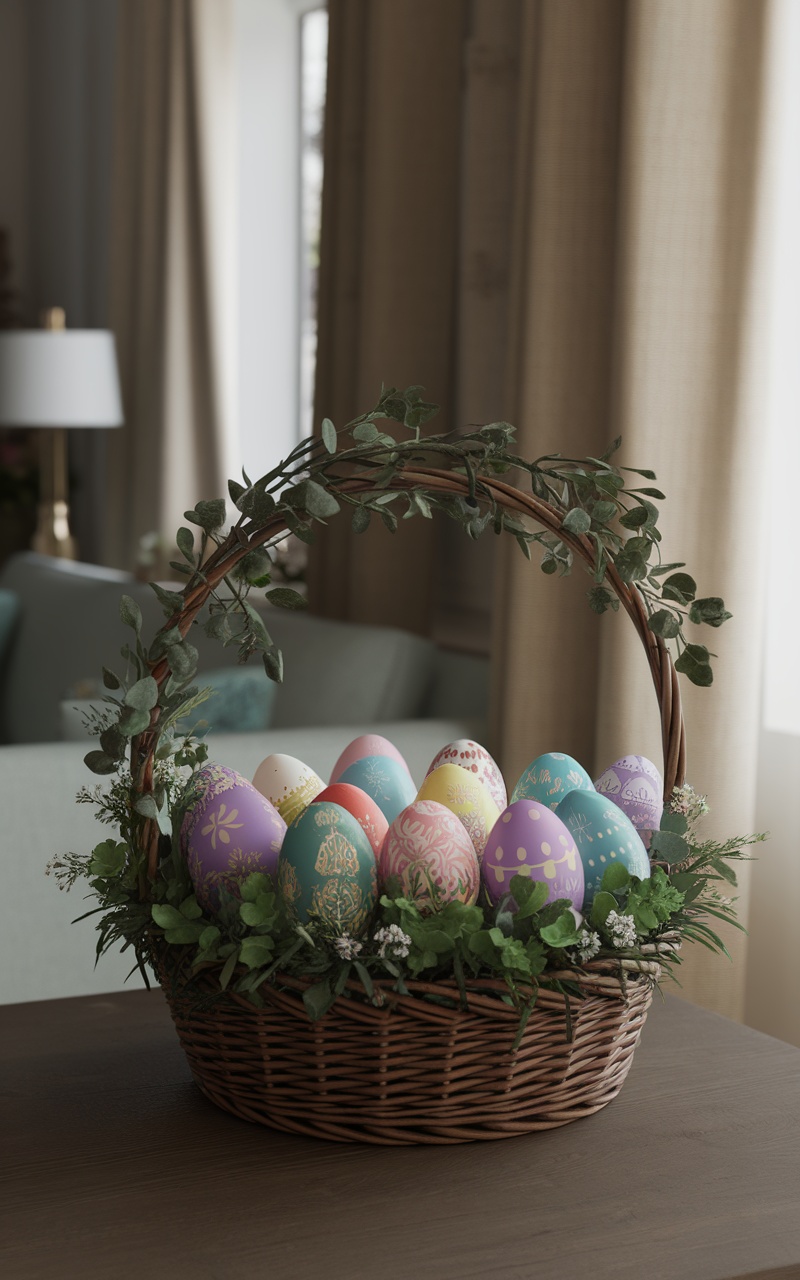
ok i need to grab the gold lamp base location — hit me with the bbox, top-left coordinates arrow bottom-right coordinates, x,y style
31,424 -> 78,560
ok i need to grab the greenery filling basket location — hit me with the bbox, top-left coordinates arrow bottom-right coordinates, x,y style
54,386 -> 757,1145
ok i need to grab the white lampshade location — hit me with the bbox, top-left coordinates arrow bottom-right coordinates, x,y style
0,330 -> 123,427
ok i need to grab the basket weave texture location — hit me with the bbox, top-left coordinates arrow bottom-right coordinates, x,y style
155,949 -> 658,1145
139,465 -> 686,1144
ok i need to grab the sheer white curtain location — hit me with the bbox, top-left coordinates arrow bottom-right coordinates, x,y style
745,0 -> 800,1048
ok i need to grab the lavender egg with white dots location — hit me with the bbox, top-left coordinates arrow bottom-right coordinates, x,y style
482,799 -> 584,911
555,788 -> 650,909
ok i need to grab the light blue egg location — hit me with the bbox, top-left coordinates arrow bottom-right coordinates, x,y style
511,752 -> 594,811
555,788 -> 650,908
338,754 -> 417,825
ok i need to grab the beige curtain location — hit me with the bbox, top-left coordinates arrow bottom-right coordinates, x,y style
315,0 -> 771,1020
104,0 -> 236,571
308,0 -> 465,635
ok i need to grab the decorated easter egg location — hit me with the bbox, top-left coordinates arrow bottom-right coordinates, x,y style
594,754 -> 663,848
277,801 -> 378,934
338,754 -> 417,825
482,800 -> 584,911
380,800 -> 480,910
330,734 -> 412,784
252,753 -> 324,826
556,788 -> 650,907
314,782 -> 389,858
180,763 -> 287,911
511,752 -> 594,811
416,763 -> 501,860
425,739 -> 507,812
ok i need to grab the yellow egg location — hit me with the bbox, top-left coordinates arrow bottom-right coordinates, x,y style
416,763 -> 501,860
252,753 -> 324,826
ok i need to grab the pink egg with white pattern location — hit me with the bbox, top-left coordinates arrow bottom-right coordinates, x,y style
330,734 -> 412,784
380,800 -> 480,910
426,739 -> 507,812
482,799 -> 584,911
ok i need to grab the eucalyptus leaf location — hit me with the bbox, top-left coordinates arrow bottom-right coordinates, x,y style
125,676 -> 159,712
266,587 -> 307,611
176,527 -> 195,562
561,507 -> 591,535
352,506 -> 371,534
689,596 -> 732,628
321,417 -> 337,453
102,666 -> 121,690
119,595 -> 142,634
84,750 -> 119,776
648,609 -> 682,639
675,643 -> 713,687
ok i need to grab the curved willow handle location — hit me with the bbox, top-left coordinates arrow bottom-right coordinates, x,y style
134,467 -> 686,884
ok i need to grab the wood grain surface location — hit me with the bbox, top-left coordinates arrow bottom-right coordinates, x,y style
1,990 -> 798,1280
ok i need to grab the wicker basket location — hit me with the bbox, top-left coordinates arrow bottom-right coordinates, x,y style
138,463 -> 686,1145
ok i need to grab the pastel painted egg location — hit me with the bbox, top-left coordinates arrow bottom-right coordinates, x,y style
330,734 -> 412,784
556,788 -> 650,907
277,801 -> 378,935
314,782 -> 389,858
180,763 -> 287,912
482,800 -> 584,911
426,739 -> 507,812
252,753 -> 324,826
338,754 -> 417,825
594,754 -> 663,848
380,800 -> 480,910
416,763 -> 501,860
511,752 -> 594,811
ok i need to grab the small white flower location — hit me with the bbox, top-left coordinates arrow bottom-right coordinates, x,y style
606,910 -> 637,949
373,924 -> 412,959
335,935 -> 363,960
669,784 -> 709,824
577,929 -> 601,962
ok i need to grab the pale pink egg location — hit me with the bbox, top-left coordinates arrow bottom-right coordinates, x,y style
330,734 -> 412,784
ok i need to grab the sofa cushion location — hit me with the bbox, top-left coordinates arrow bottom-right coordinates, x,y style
0,553 -> 439,742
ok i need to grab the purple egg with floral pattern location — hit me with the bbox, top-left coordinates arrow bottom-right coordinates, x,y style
482,799 -> 584,911
338,754 -> 417,825
511,751 -> 594,811
180,763 -> 287,912
594,754 -> 663,850
556,788 -> 650,908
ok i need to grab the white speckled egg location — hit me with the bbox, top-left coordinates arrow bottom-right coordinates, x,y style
425,739 -> 507,812
252,753 -> 324,826
380,800 -> 480,910
511,751 -> 594,811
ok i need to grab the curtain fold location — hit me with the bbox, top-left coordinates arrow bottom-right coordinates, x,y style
308,0 -> 466,635
315,0 -> 772,1019
104,0 -> 236,571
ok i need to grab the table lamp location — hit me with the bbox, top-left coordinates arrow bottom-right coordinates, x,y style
0,307 -> 123,559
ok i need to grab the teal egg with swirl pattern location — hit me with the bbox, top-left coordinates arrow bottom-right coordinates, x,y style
511,752 -> 594,811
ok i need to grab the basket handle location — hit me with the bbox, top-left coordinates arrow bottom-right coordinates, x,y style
133,466 -> 685,884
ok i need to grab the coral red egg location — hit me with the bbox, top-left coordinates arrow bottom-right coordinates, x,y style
314,783 -> 389,858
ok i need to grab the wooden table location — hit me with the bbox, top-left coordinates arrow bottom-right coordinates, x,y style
1,991 -> 798,1280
